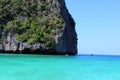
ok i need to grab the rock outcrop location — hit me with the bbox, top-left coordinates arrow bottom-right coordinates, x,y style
0,0 -> 77,55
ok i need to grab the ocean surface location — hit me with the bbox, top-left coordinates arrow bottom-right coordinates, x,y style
0,54 -> 120,80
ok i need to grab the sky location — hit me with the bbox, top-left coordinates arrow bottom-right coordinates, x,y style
65,0 -> 120,55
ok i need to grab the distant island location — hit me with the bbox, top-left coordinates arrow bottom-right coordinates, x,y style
0,0 -> 77,55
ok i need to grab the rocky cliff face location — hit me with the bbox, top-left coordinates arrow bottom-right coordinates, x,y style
0,0 -> 77,55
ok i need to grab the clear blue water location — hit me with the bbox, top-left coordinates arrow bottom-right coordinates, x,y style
0,54 -> 120,80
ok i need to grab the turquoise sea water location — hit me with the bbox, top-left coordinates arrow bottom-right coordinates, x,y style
0,54 -> 120,80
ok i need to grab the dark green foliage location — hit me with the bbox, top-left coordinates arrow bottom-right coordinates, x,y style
0,0 -> 64,48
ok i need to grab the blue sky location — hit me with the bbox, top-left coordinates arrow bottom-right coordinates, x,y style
65,0 -> 120,55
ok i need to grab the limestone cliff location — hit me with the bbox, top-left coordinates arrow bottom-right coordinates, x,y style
0,0 -> 77,55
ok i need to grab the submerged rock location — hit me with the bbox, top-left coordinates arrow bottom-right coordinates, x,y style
0,0 -> 77,55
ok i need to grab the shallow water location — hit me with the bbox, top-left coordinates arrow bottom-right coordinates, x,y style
0,54 -> 120,80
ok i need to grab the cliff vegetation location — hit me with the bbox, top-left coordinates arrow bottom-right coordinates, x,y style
0,0 -> 64,48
